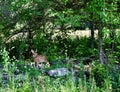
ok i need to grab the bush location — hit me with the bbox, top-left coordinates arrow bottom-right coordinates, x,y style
92,64 -> 109,88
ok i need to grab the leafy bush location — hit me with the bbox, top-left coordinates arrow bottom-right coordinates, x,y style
92,64 -> 109,88
109,64 -> 120,91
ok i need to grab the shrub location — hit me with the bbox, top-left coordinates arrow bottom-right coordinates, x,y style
92,64 -> 109,88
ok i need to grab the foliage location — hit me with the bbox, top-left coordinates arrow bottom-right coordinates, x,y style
110,69 -> 120,91
92,64 -> 109,88
0,60 -> 118,92
0,0 -> 120,91
0,48 -> 119,91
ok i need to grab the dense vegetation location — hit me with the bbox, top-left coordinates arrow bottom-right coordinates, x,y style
0,0 -> 120,92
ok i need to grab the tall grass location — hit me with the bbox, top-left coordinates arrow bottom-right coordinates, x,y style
0,48 -> 119,92
0,74 -> 113,92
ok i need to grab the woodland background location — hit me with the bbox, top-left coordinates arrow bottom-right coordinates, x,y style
0,0 -> 120,92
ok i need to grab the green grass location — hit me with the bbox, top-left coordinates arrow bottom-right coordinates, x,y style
0,48 -> 120,92
0,60 -> 120,92
0,73 -> 113,92
0,62 -> 115,92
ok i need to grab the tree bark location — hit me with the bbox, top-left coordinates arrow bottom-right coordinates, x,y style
90,22 -> 94,49
27,21 -> 33,59
110,28 -> 115,52
98,24 -> 107,64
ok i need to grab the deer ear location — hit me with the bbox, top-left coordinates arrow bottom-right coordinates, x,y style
31,49 -> 34,53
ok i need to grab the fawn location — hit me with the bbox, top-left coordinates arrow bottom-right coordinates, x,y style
31,49 -> 50,68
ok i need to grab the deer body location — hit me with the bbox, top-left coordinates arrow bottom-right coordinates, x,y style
31,50 -> 50,67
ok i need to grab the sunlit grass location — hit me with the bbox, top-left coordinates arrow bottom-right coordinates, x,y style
0,48 -> 120,92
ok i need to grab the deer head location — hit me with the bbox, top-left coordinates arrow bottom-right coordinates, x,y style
31,49 -> 38,58
31,49 -> 50,67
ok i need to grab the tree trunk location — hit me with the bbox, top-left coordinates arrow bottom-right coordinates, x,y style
110,28 -> 115,52
90,22 -> 94,49
98,24 -> 107,64
19,29 -> 25,60
27,21 -> 33,59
